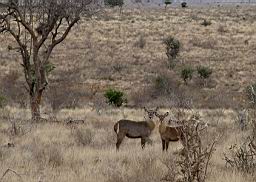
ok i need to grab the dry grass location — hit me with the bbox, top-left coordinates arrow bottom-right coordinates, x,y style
0,107 -> 255,181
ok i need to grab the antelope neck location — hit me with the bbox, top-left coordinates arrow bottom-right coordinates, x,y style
159,123 -> 167,133
147,119 -> 155,130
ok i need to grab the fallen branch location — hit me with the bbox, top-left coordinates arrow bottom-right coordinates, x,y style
0,168 -> 24,182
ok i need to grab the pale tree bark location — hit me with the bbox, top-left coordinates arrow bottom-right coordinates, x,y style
0,0 -> 98,120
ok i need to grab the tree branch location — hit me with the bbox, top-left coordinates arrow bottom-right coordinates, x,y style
42,17 -> 79,64
52,17 -> 80,47
0,168 -> 24,182
52,18 -> 63,41
0,3 -> 37,41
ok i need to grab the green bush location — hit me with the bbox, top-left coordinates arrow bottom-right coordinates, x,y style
181,2 -> 187,8
105,0 -> 124,7
0,95 -> 6,108
163,36 -> 180,68
197,66 -> 212,79
104,88 -> 126,107
181,67 -> 194,84
164,0 -> 172,5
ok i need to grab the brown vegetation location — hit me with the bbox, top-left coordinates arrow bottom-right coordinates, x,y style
1,6 -> 256,109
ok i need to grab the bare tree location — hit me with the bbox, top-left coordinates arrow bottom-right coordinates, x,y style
0,0 -> 98,120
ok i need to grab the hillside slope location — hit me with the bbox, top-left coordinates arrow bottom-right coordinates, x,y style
0,6 -> 255,109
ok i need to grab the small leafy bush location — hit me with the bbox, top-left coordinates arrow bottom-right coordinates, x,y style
181,67 -> 194,84
0,95 -> 6,108
201,19 -> 211,26
105,0 -> 124,7
104,88 -> 126,107
163,36 -> 180,68
197,66 -> 212,79
164,0 -> 172,5
181,2 -> 187,8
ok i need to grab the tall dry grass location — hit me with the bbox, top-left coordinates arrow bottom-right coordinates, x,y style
0,107 -> 255,181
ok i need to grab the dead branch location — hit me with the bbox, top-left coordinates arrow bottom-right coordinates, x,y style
177,115 -> 217,182
0,168 -> 24,182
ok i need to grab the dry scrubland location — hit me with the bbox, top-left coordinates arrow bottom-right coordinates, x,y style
1,6 -> 256,108
0,5 -> 256,182
0,107 -> 255,182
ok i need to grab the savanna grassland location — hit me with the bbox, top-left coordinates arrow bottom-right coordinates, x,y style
0,107 -> 255,182
0,5 -> 256,182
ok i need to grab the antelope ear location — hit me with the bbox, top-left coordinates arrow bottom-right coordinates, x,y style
155,112 -> 160,117
164,112 -> 169,117
143,107 -> 147,112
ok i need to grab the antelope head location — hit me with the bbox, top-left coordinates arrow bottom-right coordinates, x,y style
155,111 -> 169,124
144,107 -> 159,120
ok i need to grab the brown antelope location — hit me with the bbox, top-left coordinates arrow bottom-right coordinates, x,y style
155,111 -> 184,151
114,107 -> 159,150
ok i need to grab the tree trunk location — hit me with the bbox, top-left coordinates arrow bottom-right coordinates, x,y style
30,91 -> 43,120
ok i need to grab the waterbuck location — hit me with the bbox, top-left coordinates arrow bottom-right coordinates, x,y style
155,111 -> 184,151
114,107 -> 159,150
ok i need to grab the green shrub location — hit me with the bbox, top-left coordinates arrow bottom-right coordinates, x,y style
181,2 -> 187,8
246,84 -> 256,105
0,95 -> 6,108
163,36 -> 180,68
164,0 -> 172,6
201,19 -> 211,26
197,66 -> 212,79
104,88 -> 126,107
181,67 -> 194,84
105,0 -> 124,8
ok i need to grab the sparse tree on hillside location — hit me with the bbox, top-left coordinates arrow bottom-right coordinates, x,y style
0,0 -> 98,120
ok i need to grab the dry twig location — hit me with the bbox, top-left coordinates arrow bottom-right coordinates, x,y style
0,168 -> 24,182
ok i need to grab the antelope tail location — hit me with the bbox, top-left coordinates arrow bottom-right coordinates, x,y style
114,122 -> 119,134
